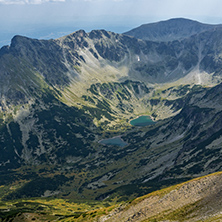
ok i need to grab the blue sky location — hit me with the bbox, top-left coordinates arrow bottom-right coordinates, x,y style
0,0 -> 222,47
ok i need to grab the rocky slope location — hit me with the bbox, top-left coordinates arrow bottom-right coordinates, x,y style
99,172 -> 222,222
76,83 -> 222,201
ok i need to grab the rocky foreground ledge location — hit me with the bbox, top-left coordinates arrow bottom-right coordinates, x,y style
99,172 -> 222,222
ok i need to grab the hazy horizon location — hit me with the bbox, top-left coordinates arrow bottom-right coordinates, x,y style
1,0 -> 222,48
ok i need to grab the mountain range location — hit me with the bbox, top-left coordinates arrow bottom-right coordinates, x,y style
1,18 -> 222,221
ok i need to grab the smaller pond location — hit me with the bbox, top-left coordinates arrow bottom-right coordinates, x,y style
130,115 -> 155,126
99,136 -> 128,147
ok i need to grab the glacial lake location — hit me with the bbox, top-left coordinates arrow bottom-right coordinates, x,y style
130,115 -> 155,126
99,137 -> 128,147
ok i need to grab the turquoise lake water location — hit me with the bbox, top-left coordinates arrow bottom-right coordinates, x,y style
130,115 -> 155,126
99,116 -> 155,147
99,137 -> 128,147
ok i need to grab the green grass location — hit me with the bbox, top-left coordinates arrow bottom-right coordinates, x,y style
0,198 -> 118,222
1,172 -> 222,221
143,201 -> 201,222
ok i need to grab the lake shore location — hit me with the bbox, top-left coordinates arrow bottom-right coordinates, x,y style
130,115 -> 155,126
99,135 -> 128,147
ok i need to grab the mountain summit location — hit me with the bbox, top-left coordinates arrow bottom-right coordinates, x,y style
124,18 -> 222,41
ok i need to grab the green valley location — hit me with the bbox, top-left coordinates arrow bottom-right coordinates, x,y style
1,18 -> 222,221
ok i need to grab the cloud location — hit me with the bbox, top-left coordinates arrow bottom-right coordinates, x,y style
71,0 -> 125,1
0,0 -> 65,4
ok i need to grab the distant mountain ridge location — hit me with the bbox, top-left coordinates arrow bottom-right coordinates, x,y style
124,18 -> 222,42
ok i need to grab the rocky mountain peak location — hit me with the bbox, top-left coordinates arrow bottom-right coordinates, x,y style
89,29 -> 112,39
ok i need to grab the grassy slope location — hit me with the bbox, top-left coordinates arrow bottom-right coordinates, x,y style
1,172 -> 222,221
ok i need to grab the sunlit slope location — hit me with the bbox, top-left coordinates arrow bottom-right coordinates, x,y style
1,172 -> 222,222
99,172 -> 222,222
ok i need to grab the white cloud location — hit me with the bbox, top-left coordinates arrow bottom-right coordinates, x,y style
0,0 -> 65,4
0,0 -> 23,4
72,0 -> 125,1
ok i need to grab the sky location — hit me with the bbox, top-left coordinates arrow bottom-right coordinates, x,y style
0,0 -> 222,47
